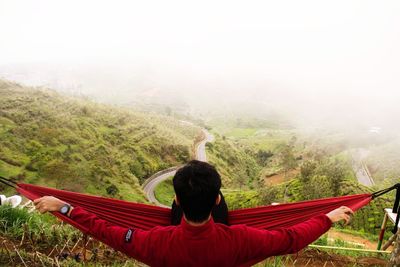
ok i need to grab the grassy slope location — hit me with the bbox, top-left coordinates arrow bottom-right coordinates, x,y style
205,126 -> 295,188
153,123 -> 295,207
364,138 -> 400,186
0,204 -> 142,266
205,134 -> 262,188
0,80 -> 201,201
153,176 -> 175,206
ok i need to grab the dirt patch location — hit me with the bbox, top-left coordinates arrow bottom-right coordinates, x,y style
264,249 -> 388,267
327,229 -> 379,250
264,169 -> 299,185
293,249 -> 387,267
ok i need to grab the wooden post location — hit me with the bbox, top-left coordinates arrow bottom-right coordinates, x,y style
309,245 -> 391,254
383,233 -> 398,251
82,234 -> 88,262
378,213 -> 389,250
389,228 -> 400,266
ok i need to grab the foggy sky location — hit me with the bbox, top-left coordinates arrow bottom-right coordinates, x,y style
1,0 -> 400,128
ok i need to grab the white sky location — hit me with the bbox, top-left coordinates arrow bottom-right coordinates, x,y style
1,0 -> 400,126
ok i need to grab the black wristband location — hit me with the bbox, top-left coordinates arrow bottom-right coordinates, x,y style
60,204 -> 71,215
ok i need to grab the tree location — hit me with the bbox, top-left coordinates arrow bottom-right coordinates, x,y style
106,184 -> 119,196
279,144 -> 297,179
41,159 -> 84,192
322,160 -> 345,196
299,160 -> 317,184
259,185 -> 280,205
302,175 -> 333,200
236,168 -> 247,189
256,149 -> 273,166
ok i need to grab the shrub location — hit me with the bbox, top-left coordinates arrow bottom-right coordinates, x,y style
106,184 -> 119,196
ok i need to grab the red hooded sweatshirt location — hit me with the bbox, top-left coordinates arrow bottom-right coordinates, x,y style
70,206 -> 331,266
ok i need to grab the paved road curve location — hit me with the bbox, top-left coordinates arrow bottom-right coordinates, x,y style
352,148 -> 375,187
196,129 -> 214,162
143,169 -> 177,208
142,129 -> 214,207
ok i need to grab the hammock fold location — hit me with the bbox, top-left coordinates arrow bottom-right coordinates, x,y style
17,183 -> 372,231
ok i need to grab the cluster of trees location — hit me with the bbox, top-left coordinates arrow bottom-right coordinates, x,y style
256,151 -> 394,235
259,155 -> 351,205
299,159 -> 347,199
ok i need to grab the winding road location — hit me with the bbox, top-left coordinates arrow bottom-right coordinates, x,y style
142,129 -> 214,207
352,148 -> 375,187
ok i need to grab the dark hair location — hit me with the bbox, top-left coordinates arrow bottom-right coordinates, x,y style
173,160 -> 221,223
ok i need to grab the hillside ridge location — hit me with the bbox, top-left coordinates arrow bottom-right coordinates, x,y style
0,79 -> 201,201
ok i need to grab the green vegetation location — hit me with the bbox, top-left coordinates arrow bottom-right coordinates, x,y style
154,176 -> 174,206
224,127 -> 258,139
311,234 -> 390,259
206,121 -> 302,190
364,138 -> 400,186
212,150 -> 394,237
207,112 -> 293,134
0,205 -> 141,266
224,190 -> 258,210
206,134 -> 264,188
0,80 -> 201,201
0,204 -> 80,248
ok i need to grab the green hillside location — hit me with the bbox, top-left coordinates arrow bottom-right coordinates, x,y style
204,124 -> 298,189
206,133 -> 264,188
0,80 -> 201,201
364,138 -> 400,186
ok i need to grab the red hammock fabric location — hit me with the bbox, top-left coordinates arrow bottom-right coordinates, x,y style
17,183 -> 371,232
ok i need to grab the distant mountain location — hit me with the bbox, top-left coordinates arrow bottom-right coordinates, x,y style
0,79 -> 201,202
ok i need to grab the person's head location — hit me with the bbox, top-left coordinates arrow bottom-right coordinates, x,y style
173,160 -> 221,223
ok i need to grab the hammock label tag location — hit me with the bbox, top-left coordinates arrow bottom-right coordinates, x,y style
125,229 -> 133,243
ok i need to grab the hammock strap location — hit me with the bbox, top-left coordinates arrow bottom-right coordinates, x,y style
0,176 -> 17,189
371,183 -> 400,199
392,185 -> 400,233
370,182 -> 400,234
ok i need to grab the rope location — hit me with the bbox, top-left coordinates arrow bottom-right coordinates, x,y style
392,186 -> 400,233
371,183 -> 400,199
0,176 -> 17,188
369,182 -> 400,234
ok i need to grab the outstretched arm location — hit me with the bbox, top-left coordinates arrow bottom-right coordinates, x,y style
238,206 -> 353,265
33,196 -> 155,265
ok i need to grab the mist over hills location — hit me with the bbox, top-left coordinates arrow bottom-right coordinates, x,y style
2,61 -> 399,137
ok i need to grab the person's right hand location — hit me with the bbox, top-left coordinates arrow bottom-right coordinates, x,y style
33,196 -> 66,214
325,206 -> 354,224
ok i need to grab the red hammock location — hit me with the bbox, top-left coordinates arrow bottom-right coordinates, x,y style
14,183 -> 373,233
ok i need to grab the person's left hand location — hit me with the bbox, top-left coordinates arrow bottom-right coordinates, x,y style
33,196 -> 66,214
326,206 -> 354,224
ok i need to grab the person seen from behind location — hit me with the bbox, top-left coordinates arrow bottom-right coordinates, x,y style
34,160 -> 353,267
